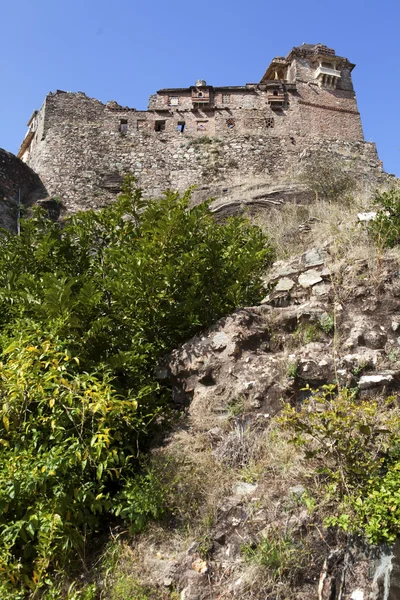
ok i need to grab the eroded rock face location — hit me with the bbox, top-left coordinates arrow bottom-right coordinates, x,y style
167,246 -> 400,418
149,246 -> 400,599
0,148 -> 47,231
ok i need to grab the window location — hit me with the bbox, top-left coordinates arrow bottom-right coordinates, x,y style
226,118 -> 235,129
177,121 -> 186,133
222,93 -> 230,104
198,92 -> 203,98
155,120 -> 166,132
197,121 -> 208,131
266,117 -> 274,128
119,119 -> 128,134
169,96 -> 179,106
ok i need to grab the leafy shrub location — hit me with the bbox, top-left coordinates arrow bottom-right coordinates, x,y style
0,336 -> 147,595
368,188 -> 400,248
0,182 -> 273,595
280,385 -> 400,543
298,156 -> 356,202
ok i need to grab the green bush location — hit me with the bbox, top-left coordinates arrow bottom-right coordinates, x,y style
0,181 -> 273,595
280,385 -> 400,543
298,156 -> 356,202
368,188 -> 400,248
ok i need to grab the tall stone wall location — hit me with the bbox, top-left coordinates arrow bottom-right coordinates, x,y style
21,90 -> 379,214
18,43 -> 388,214
0,148 -> 47,230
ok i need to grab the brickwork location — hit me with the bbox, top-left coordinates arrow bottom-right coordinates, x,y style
17,43 -> 384,212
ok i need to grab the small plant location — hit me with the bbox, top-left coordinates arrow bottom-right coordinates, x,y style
286,360 -> 299,378
301,490 -> 316,514
113,469 -> 166,533
352,360 -> 369,376
241,529 -> 307,581
387,348 -> 399,363
368,188 -> 400,249
240,462 -> 260,484
197,533 -> 213,559
294,322 -> 321,345
227,396 -> 245,418
187,135 -> 213,147
319,312 -> 334,334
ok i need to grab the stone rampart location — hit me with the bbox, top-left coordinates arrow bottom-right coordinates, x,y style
0,148 -> 47,230
20,91 -> 383,214
17,44 -> 389,214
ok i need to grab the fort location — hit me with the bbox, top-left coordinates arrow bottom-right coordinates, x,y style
1,43 -> 389,224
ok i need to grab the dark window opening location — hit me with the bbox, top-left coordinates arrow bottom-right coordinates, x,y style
266,117 -> 274,128
119,119 -> 128,134
155,120 -> 166,132
198,92 -> 203,98
273,91 -> 278,96
177,121 -> 186,133
226,118 -> 235,129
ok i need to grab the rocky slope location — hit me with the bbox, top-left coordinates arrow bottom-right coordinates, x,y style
116,243 -> 400,600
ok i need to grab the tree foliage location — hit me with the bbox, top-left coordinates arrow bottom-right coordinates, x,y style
280,385 -> 400,544
0,183 -> 273,596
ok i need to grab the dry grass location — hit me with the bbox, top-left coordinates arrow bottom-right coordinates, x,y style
150,428 -> 236,533
256,192 -> 376,264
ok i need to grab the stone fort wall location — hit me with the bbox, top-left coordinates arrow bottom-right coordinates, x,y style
0,148 -> 47,231
17,44 -> 385,213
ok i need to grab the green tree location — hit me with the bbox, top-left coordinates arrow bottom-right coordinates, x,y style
0,183 -> 274,596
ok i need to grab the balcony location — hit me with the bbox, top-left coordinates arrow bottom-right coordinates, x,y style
267,92 -> 285,108
192,97 -> 210,104
192,97 -> 211,109
315,66 -> 341,79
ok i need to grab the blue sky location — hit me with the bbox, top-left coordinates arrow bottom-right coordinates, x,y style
2,0 -> 399,176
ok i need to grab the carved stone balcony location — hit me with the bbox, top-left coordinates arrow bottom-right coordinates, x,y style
315,66 -> 341,79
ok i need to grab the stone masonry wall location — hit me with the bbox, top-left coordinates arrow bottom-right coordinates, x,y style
19,43 -> 380,214
22,87 -> 375,214
0,148 -> 47,230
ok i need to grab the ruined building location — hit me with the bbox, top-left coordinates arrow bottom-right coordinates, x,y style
11,44 -> 387,215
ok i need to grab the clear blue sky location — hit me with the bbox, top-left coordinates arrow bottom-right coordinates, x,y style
2,0 -> 399,176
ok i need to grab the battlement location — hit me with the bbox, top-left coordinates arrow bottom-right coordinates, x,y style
17,44 -> 379,213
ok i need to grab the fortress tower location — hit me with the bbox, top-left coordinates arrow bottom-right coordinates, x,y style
17,44 -> 383,213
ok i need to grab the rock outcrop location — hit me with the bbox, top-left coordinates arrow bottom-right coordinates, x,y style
133,245 -> 400,599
